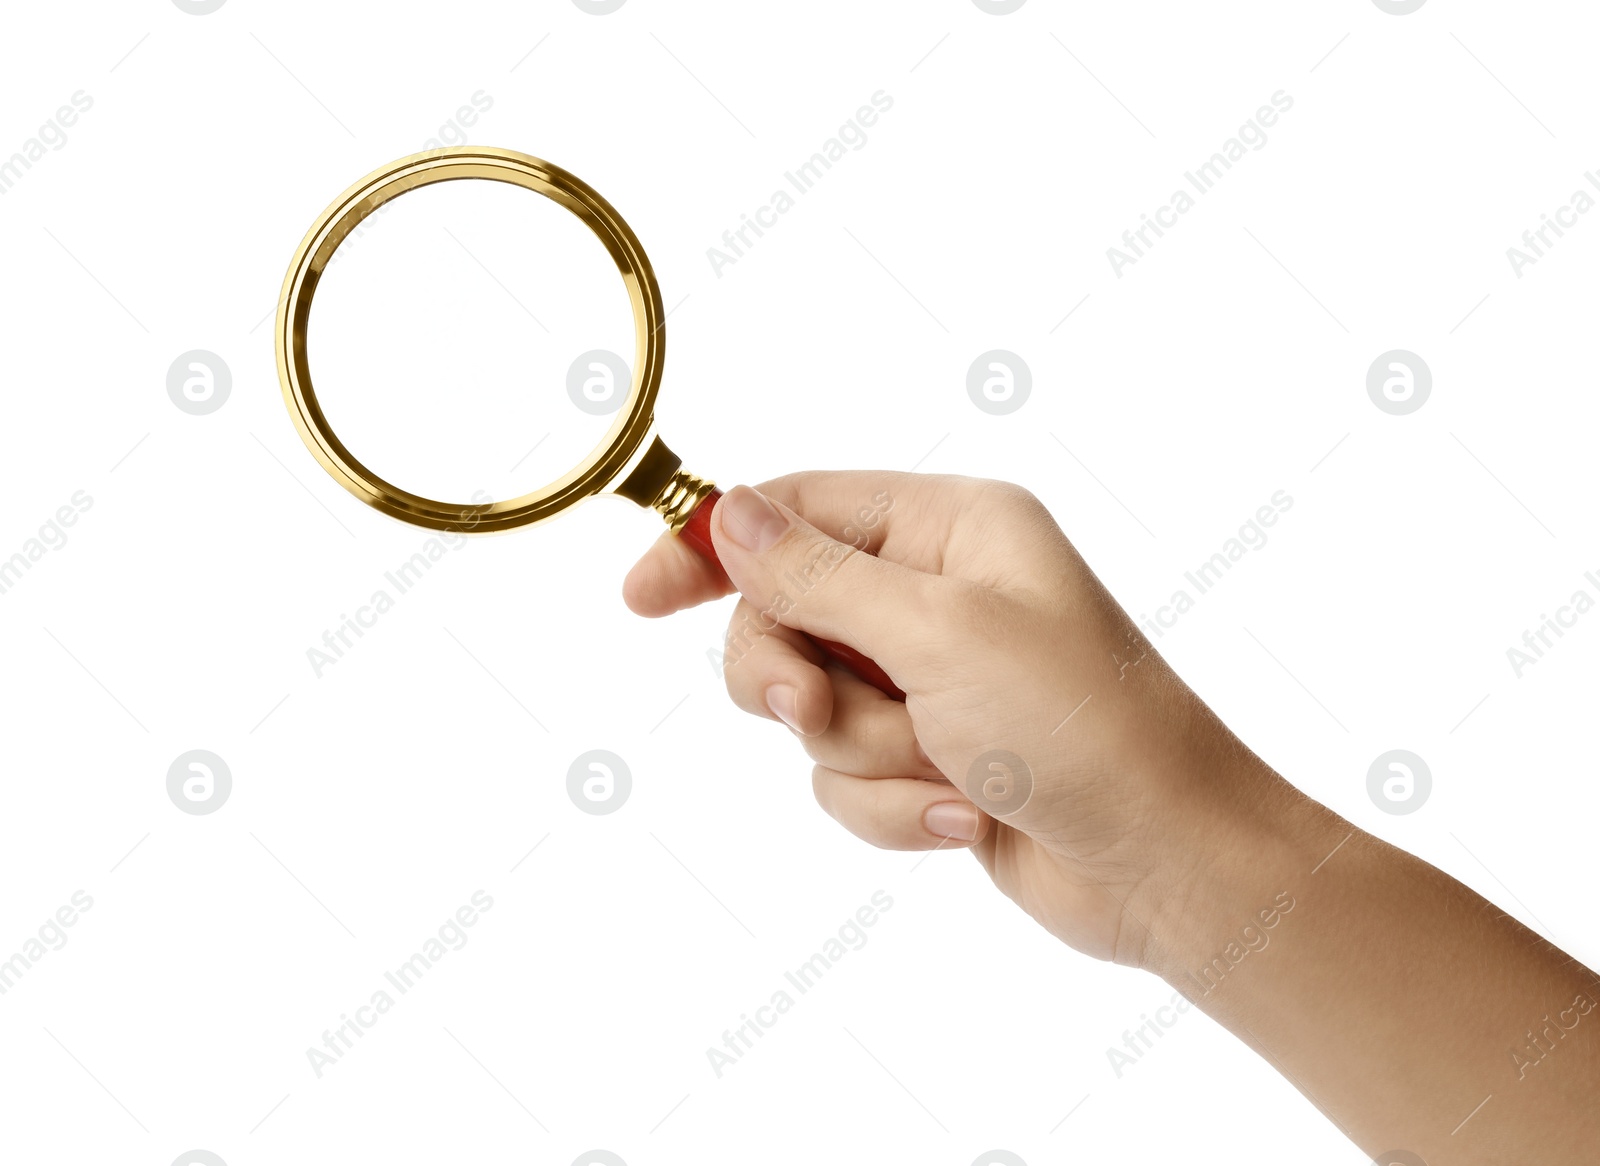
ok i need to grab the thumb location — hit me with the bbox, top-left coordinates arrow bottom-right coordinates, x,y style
708,485 -> 944,677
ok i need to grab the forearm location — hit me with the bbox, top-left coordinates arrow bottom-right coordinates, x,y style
1145,760 -> 1600,1160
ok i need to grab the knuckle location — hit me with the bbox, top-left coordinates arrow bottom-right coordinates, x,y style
778,534 -> 863,621
810,765 -> 838,818
845,706 -> 889,764
977,477 -> 1044,514
796,730 -> 829,767
794,526 -> 860,582
860,786 -> 901,849
812,764 -> 899,849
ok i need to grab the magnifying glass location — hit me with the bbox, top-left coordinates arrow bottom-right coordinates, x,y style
274,145 -> 901,700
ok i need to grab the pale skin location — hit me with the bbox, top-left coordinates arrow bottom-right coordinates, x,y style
624,473 -> 1600,1162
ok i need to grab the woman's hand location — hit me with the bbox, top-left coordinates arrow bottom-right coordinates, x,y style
626,471 -> 1600,1163
623,472 -> 1277,969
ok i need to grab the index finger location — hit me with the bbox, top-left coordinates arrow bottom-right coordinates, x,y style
622,472 -> 921,618
621,524 -> 733,617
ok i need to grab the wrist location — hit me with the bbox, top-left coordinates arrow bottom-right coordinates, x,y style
1127,747 -> 1343,983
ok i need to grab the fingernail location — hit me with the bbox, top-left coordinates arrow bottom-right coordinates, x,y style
913,740 -> 933,769
766,684 -> 802,732
720,486 -> 788,552
924,802 -> 980,842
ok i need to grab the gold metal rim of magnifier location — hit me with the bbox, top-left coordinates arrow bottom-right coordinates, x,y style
275,145 -> 665,534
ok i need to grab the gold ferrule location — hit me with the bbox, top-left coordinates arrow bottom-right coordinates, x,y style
649,469 -> 716,533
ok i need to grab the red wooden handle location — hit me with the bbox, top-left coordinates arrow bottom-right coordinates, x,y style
679,488 -> 906,701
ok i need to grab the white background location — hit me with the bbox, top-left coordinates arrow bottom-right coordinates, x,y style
1,2 -> 1597,1164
